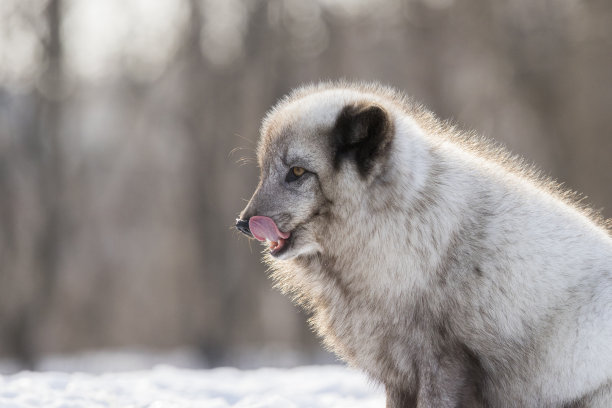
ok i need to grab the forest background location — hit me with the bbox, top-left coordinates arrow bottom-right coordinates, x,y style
1,0 -> 611,371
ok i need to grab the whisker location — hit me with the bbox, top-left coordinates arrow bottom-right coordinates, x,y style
234,133 -> 255,145
237,157 -> 256,166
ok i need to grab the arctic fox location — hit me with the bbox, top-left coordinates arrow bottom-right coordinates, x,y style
235,82 -> 612,407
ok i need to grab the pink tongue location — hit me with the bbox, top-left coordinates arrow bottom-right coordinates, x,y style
249,216 -> 290,242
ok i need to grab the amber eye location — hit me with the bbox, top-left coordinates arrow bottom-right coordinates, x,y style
286,166 -> 306,182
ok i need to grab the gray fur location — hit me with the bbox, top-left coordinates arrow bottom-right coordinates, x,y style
237,81 -> 612,407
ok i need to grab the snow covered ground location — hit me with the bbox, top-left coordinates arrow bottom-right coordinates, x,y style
0,365 -> 384,408
0,350 -> 384,407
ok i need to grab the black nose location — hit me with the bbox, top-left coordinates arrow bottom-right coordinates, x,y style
235,218 -> 252,237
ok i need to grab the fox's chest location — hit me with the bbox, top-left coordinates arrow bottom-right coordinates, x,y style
291,255 -> 455,385
312,289 -> 426,386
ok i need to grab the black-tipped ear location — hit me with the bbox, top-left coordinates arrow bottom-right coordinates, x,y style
331,103 -> 393,177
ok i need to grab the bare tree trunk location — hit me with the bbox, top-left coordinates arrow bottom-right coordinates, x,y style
8,0 -> 65,368
179,0 -> 233,365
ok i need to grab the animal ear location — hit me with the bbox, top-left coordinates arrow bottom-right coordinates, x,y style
332,103 -> 393,177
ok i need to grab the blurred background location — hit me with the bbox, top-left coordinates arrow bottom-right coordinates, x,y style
0,0 -> 611,373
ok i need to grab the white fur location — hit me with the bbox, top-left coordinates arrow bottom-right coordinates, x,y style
243,83 -> 612,407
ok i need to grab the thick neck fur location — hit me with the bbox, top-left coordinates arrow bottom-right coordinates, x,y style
269,118 -> 475,369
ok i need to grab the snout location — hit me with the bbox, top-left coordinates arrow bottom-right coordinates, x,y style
235,218 -> 253,237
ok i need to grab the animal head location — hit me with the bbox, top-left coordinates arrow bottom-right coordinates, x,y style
236,84 -> 399,260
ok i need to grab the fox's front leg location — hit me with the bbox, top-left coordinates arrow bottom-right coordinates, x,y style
385,384 -> 416,408
386,382 -> 476,408
386,384 -> 458,408
386,355 -> 485,408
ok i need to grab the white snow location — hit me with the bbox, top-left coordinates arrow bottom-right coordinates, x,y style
0,365 -> 384,408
